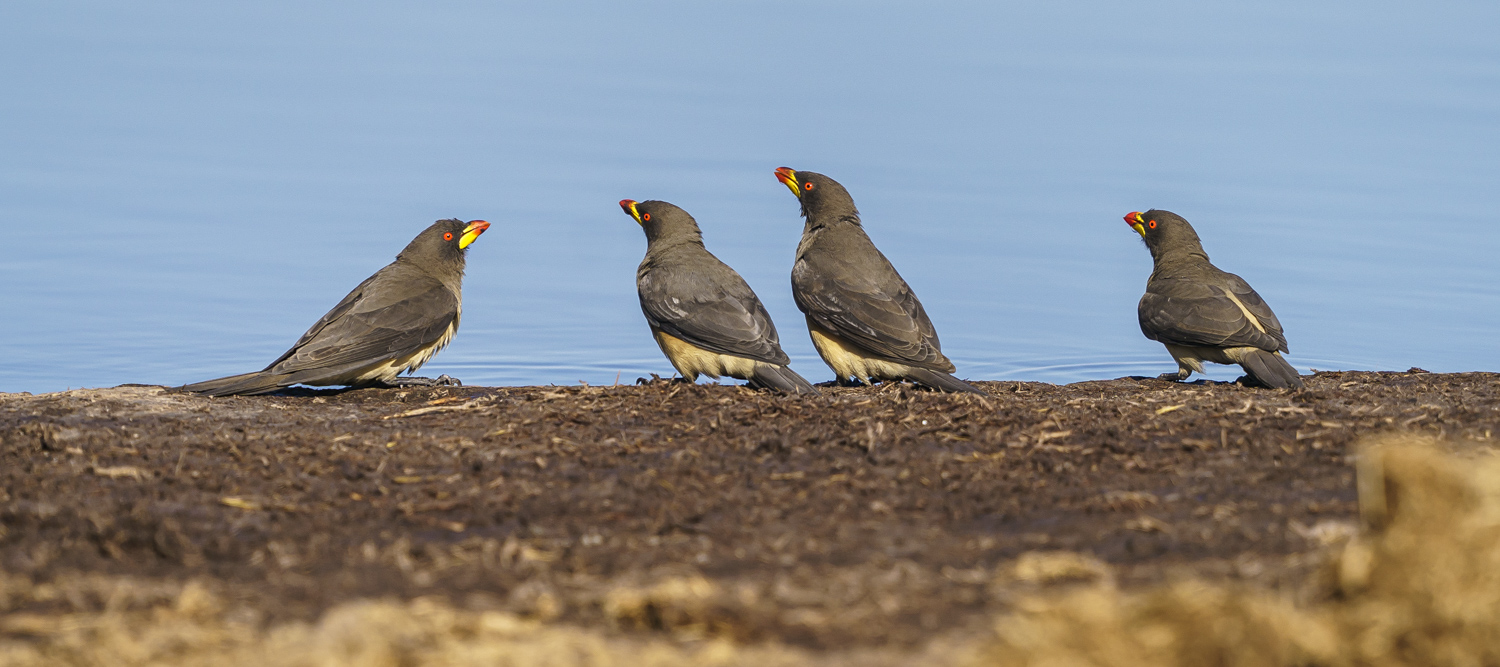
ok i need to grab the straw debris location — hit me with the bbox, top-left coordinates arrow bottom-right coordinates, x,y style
975,435 -> 1500,666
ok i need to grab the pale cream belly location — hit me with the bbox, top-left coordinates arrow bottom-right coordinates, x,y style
1164,343 -> 1268,376
653,329 -> 761,381
806,317 -> 913,384
308,312 -> 460,387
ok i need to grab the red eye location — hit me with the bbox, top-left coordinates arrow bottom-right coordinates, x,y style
1147,220 -> 1157,229
804,182 -> 814,191
642,213 -> 651,221
443,232 -> 454,241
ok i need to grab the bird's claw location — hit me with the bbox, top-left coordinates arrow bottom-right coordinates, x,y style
388,375 -> 462,388
1157,372 -> 1188,382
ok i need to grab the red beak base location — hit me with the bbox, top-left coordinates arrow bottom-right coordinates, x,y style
774,167 -> 796,187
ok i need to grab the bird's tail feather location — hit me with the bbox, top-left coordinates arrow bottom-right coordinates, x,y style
748,364 -> 820,395
1240,350 -> 1304,389
175,372 -> 292,397
905,368 -> 989,395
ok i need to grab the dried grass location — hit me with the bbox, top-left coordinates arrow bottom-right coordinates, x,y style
0,575 -> 950,667
974,434 -> 1500,666
6,433 -> 1500,666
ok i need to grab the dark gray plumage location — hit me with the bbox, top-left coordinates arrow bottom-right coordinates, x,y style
620,199 -> 817,395
774,167 -> 986,395
177,219 -> 489,396
1126,209 -> 1303,389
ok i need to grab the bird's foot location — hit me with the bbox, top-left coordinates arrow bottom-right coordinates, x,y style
1157,371 -> 1189,383
815,377 -> 866,388
635,374 -> 694,387
1235,374 -> 1280,389
390,375 -> 462,387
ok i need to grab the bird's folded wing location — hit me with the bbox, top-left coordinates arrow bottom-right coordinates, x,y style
1138,277 -> 1286,352
265,272 -> 459,374
639,267 -> 790,365
1221,272 -> 1289,351
791,256 -> 951,371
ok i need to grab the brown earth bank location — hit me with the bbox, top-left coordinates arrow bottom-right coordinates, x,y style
1,370 -> 1499,664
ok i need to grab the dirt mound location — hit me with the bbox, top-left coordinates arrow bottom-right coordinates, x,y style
4,436 -> 1498,665
978,435 -> 1500,666
2,372 -> 1500,663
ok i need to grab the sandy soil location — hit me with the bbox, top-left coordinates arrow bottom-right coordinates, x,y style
1,370 -> 1498,662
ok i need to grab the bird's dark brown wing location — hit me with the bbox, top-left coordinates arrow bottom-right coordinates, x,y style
791,245 -> 953,372
1220,271 -> 1287,348
263,263 -> 459,376
1139,274 -> 1288,352
637,250 -> 790,366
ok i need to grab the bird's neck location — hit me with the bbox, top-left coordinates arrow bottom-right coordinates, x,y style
1151,244 -> 1209,268
405,257 -> 465,293
798,216 -> 869,260
803,213 -> 860,236
645,235 -> 705,258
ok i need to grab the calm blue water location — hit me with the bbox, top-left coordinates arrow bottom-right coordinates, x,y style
3,2 -> 1497,393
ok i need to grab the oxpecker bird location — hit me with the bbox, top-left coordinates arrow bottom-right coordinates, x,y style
774,167 -> 986,395
621,199 -> 818,394
1125,209 -> 1303,389
179,219 -> 489,396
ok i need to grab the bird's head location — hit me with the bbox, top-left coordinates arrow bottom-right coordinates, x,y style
1124,209 -> 1204,260
774,167 -> 858,222
619,199 -> 702,246
399,219 -> 489,270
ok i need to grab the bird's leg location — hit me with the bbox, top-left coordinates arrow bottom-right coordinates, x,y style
1236,374 -> 1272,389
387,375 -> 463,387
1157,368 -> 1191,382
837,376 -> 866,387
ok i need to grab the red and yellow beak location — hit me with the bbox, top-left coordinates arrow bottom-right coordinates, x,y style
619,199 -> 643,225
1124,211 -> 1147,237
774,167 -> 801,198
459,220 -> 490,249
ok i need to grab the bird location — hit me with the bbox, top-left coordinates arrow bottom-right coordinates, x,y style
772,167 -> 986,395
620,199 -> 818,395
177,219 -> 490,396
1125,209 -> 1303,389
